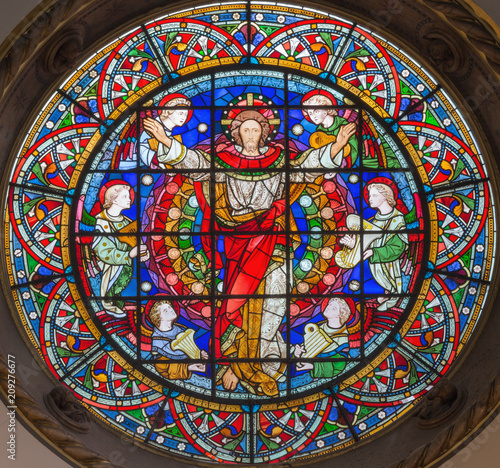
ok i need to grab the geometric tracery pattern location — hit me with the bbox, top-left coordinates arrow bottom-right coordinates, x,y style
5,3 -> 495,464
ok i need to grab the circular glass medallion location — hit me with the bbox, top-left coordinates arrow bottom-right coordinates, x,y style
70,69 -> 429,404
5,3 -> 495,464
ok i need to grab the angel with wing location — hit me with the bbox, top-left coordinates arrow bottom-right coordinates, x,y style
293,296 -> 406,380
115,93 -> 192,169
91,181 -> 149,317
293,297 -> 352,378
339,178 -> 410,311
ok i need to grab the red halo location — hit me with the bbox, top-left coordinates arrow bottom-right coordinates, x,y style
225,96 -> 279,137
301,89 -> 338,122
98,180 -> 135,206
363,177 -> 399,205
321,295 -> 355,316
221,92 -> 281,141
158,93 -> 193,122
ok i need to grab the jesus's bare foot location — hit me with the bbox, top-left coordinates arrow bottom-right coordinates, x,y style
222,367 -> 239,391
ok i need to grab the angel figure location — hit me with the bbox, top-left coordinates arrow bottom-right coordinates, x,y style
116,93 -> 192,169
91,181 -> 149,317
150,300 -> 209,380
294,297 -> 352,378
340,179 -> 408,310
301,89 -> 358,167
294,295 -> 405,380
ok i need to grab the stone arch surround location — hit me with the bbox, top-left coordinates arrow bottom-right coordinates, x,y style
0,1 -> 499,467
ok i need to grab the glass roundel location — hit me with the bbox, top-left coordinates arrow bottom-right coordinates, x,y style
72,69 -> 429,404
5,2 -> 495,464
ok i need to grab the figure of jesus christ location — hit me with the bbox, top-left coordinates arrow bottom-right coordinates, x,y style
143,109 -> 356,396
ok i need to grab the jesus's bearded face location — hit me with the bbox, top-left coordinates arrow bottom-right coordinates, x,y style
239,119 -> 262,154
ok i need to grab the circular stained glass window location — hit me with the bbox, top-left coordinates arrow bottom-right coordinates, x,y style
5,3 -> 495,464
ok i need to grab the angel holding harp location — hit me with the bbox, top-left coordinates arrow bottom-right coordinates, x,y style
339,178 -> 409,310
150,300 -> 209,380
91,181 -> 149,317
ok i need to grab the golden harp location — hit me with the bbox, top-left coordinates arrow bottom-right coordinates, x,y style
303,323 -> 334,358
116,221 -> 138,248
309,131 -> 337,149
171,329 -> 201,359
335,214 -> 383,269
